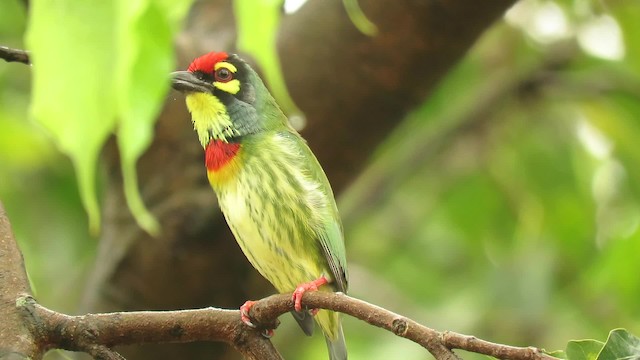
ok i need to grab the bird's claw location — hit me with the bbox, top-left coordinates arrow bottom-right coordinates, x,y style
292,276 -> 329,312
240,300 -> 257,328
241,300 -> 277,337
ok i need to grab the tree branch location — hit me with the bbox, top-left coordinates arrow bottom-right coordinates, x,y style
1,202 -> 557,359
15,289 -> 558,360
441,332 -> 553,360
248,292 -> 557,360
0,202 -> 39,359
85,345 -> 126,360
18,296 -> 282,360
0,46 -> 30,65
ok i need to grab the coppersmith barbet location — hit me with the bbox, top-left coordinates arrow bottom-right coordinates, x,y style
171,52 -> 348,360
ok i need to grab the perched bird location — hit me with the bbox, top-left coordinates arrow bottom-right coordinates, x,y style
171,52 -> 348,360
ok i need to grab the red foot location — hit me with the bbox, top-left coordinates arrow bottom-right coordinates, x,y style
292,276 -> 328,312
240,300 -> 257,328
240,301 -> 276,338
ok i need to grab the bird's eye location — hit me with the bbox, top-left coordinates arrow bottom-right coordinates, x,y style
214,67 -> 233,83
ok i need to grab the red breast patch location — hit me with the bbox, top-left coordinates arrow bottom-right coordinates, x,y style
205,140 -> 241,172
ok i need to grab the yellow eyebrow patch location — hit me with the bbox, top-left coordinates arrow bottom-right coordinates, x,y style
215,61 -> 237,73
213,61 -> 240,94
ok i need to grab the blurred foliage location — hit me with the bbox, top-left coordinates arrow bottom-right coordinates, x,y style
321,0 -> 640,358
0,0 -> 94,313
26,0 -> 192,235
235,0 -> 377,121
234,0 -> 301,117
342,0 -> 378,36
1,0 -> 640,359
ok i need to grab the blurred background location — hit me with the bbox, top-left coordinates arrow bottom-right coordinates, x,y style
1,0 -> 639,359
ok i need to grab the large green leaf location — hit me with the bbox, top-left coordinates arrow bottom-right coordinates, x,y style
115,0 -> 175,235
26,0 -> 118,233
598,329 -> 640,360
26,0 -> 192,234
566,340 -> 605,360
566,330 -> 640,360
234,0 -> 300,117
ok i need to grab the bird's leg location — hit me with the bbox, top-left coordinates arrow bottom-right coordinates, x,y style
240,300 -> 275,338
292,275 -> 328,312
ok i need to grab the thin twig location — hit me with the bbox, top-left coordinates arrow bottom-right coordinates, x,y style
250,292 -> 557,360
0,46 -> 31,65
250,292 -> 460,360
442,332 -> 554,360
86,345 -> 126,360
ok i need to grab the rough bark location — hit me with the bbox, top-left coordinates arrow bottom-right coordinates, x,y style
81,0 -> 516,359
0,203 -> 38,360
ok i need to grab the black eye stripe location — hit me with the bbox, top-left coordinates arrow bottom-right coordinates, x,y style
194,71 -> 213,82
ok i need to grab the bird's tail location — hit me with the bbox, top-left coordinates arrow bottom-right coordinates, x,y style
290,309 -> 315,336
316,309 -> 347,360
324,321 -> 347,360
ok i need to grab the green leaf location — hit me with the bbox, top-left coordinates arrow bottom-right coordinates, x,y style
26,0 -> 118,233
234,0 -> 300,116
114,0 -> 176,236
154,0 -> 194,31
548,350 -> 567,359
26,0 -> 193,235
343,0 -> 378,36
566,330 -> 640,360
598,329 -> 640,360
566,340 -> 605,360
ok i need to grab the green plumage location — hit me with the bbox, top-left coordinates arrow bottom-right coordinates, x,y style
217,130 -> 346,341
172,52 -> 348,360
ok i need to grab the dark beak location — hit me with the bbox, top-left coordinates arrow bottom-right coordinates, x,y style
170,70 -> 213,93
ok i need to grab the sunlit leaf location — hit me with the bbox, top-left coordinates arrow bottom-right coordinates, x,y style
566,339 -> 605,360
26,0 -> 118,232
115,0 -> 176,235
598,329 -> 640,360
234,0 -> 300,117
25,0 -> 192,234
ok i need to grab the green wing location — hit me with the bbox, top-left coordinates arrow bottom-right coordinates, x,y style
282,129 -> 349,293
318,214 -> 348,293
